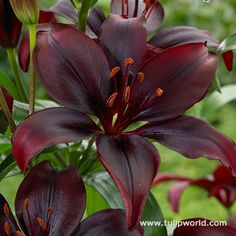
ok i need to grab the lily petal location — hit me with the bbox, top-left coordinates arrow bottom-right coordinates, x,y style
15,161 -> 86,236
110,0 -> 164,35
49,0 -> 77,23
99,14 -> 146,71
149,26 -> 233,71
125,43 -> 217,123
33,23 -> 110,116
12,107 -> 100,172
0,194 -> 20,236
96,134 -> 159,230
77,209 -> 143,235
136,115 -> 236,173
173,218 -> 236,236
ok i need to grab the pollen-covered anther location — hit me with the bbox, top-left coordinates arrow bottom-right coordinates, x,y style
125,57 -> 134,66
138,72 -> 145,83
110,66 -> 121,78
4,221 -> 11,235
24,198 -> 29,210
156,88 -> 163,97
47,207 -> 53,214
36,217 -> 47,231
107,92 -> 118,107
4,203 -> 10,217
16,231 -> 24,236
124,86 -> 131,103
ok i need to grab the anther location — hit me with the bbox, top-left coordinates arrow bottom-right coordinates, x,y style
110,66 -> 120,78
36,217 -> 47,231
125,57 -> 134,66
4,221 -> 11,235
4,203 -> 10,217
138,72 -> 145,83
124,86 -> 131,103
107,92 -> 118,107
156,88 -> 163,97
47,208 -> 53,214
16,231 -> 24,236
24,198 -> 29,210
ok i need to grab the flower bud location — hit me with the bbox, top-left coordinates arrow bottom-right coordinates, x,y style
0,0 -> 22,48
9,0 -> 39,25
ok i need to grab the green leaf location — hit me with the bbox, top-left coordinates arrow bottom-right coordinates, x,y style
201,85 -> 236,121
0,155 -> 17,181
84,172 -> 167,235
217,33 -> 236,54
141,193 -> 167,236
85,184 -> 110,217
211,75 -> 222,93
0,70 -> 19,98
0,134 -> 11,154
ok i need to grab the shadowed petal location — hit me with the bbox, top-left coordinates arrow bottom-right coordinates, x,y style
12,107 -> 100,171
0,194 -> 20,236
33,23 -> 110,117
87,6 -> 106,36
49,0 -> 77,23
137,115 -> 236,173
149,26 -> 233,71
173,218 -> 236,236
96,134 -> 159,230
110,0 -> 164,34
99,14 -> 146,71
125,43 -> 217,123
77,209 -> 143,235
15,161 -> 86,236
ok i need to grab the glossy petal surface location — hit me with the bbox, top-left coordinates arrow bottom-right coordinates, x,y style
110,0 -> 164,34
99,14 -> 146,71
15,161 -> 86,236
96,134 -> 159,229
12,107 -> 100,171
77,209 -> 142,236
34,23 -> 110,116
137,115 -> 236,173
125,43 -> 217,123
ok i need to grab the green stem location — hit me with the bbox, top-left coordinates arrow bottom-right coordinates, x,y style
28,24 -> 37,114
7,48 -> 28,102
79,137 -> 95,167
0,88 -> 16,133
78,0 -> 91,32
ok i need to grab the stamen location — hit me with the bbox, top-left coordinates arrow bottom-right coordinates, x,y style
36,217 -> 47,231
110,66 -> 120,78
47,208 -> 53,214
138,72 -> 145,83
4,221 -> 11,235
125,57 -> 134,66
16,231 -> 24,236
156,88 -> 163,97
4,203 -> 10,217
124,86 -> 131,103
24,198 -> 29,210
107,92 -> 118,107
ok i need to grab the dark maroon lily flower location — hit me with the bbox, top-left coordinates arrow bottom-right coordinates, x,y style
0,161 -> 142,236
12,14 -> 236,229
173,218 -> 236,236
0,0 -> 22,48
153,165 -> 236,213
149,26 -> 234,71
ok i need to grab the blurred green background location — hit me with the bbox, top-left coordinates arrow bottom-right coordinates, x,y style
1,0 -> 236,226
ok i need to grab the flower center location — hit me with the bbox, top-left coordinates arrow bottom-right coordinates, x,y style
3,198 -> 53,236
106,57 -> 163,133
